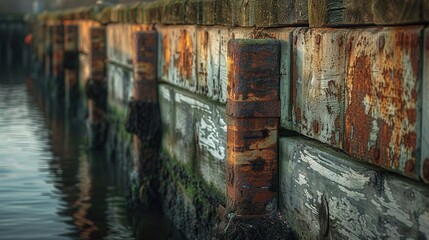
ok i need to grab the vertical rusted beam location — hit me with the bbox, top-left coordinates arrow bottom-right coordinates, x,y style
52,24 -> 65,98
89,27 -> 106,82
87,27 -> 107,148
126,30 -> 160,149
64,25 -> 80,113
126,31 -> 161,209
133,31 -> 158,103
344,27 -> 422,179
226,39 -> 280,215
44,25 -> 53,79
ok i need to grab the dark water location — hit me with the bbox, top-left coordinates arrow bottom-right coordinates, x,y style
0,69 -> 177,238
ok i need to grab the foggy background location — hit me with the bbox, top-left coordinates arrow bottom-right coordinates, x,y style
0,0 -> 144,14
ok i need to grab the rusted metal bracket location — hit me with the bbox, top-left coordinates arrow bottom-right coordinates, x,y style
226,39 -> 280,216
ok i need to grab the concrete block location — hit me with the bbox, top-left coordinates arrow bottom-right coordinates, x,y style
158,25 -> 198,93
345,26 -> 423,179
158,84 -> 227,194
291,28 -> 347,148
279,136 -> 429,239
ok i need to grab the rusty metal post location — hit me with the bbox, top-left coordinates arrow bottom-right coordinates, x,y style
126,31 -> 161,209
35,23 -> 45,76
133,31 -> 158,103
44,25 -> 53,80
52,24 -> 65,99
226,39 -> 280,215
126,31 -> 160,150
64,25 -> 80,114
87,27 -> 107,148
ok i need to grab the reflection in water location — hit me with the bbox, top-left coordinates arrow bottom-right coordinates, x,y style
0,68 -> 180,238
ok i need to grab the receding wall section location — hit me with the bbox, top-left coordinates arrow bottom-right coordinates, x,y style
31,1 -> 429,238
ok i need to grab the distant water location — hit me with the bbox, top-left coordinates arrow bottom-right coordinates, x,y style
0,67 -> 180,239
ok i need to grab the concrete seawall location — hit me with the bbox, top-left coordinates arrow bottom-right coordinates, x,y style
29,1 -> 429,238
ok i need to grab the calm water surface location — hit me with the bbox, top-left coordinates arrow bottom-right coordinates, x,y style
0,68 -> 177,239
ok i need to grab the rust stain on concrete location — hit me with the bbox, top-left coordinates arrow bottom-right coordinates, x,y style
176,29 -> 194,82
162,33 -> 170,76
345,27 -> 422,177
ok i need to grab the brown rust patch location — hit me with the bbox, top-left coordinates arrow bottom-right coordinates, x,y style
378,36 -> 385,50
176,29 -> 194,81
393,28 -> 420,81
345,28 -> 421,177
345,54 -> 373,158
315,34 -> 321,45
312,120 -> 320,135
226,39 -> 280,215
404,160 -> 415,176
162,34 -> 170,76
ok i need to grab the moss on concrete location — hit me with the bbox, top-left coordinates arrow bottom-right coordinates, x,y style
158,152 -> 224,240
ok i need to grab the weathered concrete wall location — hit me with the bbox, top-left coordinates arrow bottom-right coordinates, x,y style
280,137 -> 429,239
159,84 -> 226,195
31,1 -> 429,239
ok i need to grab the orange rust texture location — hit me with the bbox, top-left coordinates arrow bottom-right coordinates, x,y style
291,28 -> 347,148
176,29 -> 194,81
227,118 -> 278,215
133,31 -> 158,102
345,27 -> 422,178
227,40 -> 280,215
76,20 -> 100,55
158,25 -> 197,92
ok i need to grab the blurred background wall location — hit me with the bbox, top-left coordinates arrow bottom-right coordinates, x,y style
0,0 -> 145,14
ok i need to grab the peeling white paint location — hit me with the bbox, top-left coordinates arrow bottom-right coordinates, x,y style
300,149 -> 370,191
280,137 -> 429,239
329,196 -> 376,239
175,92 -> 210,112
418,211 -> 429,236
197,117 -> 226,161
159,86 -> 171,100
292,28 -> 346,148
297,173 -> 308,185
377,181 -> 413,227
